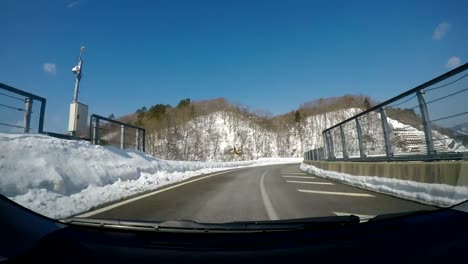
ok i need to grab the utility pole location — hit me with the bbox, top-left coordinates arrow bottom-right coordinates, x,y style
68,46 -> 89,137
72,46 -> 85,102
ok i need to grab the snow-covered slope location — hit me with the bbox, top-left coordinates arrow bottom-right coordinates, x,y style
145,108 -> 367,161
144,108 -> 466,161
0,133 -> 301,218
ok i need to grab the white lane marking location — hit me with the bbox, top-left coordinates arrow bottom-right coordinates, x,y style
77,169 -> 243,218
333,212 -> 376,222
260,171 -> 279,221
281,172 -> 307,175
282,176 -> 316,179
297,189 -> 375,197
286,180 -> 333,185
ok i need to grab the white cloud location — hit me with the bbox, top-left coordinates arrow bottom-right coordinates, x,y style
43,63 -> 57,75
66,1 -> 79,8
446,56 -> 461,69
433,22 -> 451,40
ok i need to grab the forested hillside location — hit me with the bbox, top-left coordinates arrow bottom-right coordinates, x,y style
111,95 -> 462,161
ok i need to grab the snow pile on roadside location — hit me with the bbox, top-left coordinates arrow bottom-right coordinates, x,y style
300,163 -> 468,207
0,133 -> 301,218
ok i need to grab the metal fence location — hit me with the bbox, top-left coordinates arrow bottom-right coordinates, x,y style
305,63 -> 468,162
304,147 -> 325,161
0,83 -> 46,134
90,114 -> 145,152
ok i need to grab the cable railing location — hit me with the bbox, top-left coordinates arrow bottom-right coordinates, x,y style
0,83 -> 46,134
90,114 -> 145,152
304,63 -> 468,162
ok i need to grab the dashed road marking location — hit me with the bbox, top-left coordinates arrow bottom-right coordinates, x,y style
282,176 -> 316,179
286,180 -> 333,185
297,189 -> 375,197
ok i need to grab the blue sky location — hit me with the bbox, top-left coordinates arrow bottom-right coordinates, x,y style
1,0 -> 467,132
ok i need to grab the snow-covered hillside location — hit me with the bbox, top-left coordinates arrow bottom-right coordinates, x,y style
141,108 -> 466,161
0,133 -> 301,218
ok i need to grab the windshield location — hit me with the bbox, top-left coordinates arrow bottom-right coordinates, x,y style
1,0 -> 467,225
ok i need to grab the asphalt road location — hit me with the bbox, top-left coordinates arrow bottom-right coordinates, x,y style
80,164 -> 435,222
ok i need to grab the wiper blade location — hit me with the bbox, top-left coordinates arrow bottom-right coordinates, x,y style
63,215 -> 359,232
369,210 -> 430,222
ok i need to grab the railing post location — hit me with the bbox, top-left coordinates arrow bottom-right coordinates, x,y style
339,125 -> 348,160
142,129 -> 146,152
355,118 -> 366,159
322,132 -> 328,160
136,129 -> 140,151
120,125 -> 125,149
38,99 -> 46,134
24,97 -> 32,133
92,117 -> 99,145
327,130 -> 335,160
379,107 -> 393,158
417,90 -> 435,156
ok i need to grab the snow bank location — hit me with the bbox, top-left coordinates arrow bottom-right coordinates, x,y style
300,163 -> 468,207
0,133 -> 301,218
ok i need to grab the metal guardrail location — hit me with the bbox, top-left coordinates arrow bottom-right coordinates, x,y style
304,63 -> 468,162
90,114 -> 146,152
0,83 -> 46,133
304,148 -> 325,161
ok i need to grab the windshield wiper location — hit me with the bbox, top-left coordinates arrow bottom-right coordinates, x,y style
368,210 -> 430,222
63,215 -> 360,232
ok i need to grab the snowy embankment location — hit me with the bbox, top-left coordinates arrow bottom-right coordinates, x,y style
0,133 -> 301,219
300,163 -> 468,207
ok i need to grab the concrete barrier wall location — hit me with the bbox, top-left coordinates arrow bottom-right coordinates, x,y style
303,160 -> 468,187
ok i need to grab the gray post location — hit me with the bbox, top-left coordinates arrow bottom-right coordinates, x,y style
136,129 -> 140,151
142,129 -> 146,152
339,125 -> 348,160
328,130 -> 335,160
24,97 -> 33,133
322,132 -> 328,160
355,118 -> 365,159
417,90 -> 435,156
379,108 -> 393,158
38,99 -> 46,134
120,125 -> 125,149
312,149 -> 315,161
92,118 -> 99,145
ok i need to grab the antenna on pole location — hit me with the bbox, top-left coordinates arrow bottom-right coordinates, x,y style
69,46 -> 89,137
72,46 -> 85,102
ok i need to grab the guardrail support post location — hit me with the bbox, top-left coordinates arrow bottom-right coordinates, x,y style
24,97 -> 32,133
339,125 -> 348,160
379,107 -> 393,158
92,117 -> 99,145
322,132 -> 328,160
355,118 -> 366,159
142,129 -> 146,152
38,99 -> 46,134
327,130 -> 335,160
417,90 -> 435,156
120,125 -> 125,149
136,129 -> 140,150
